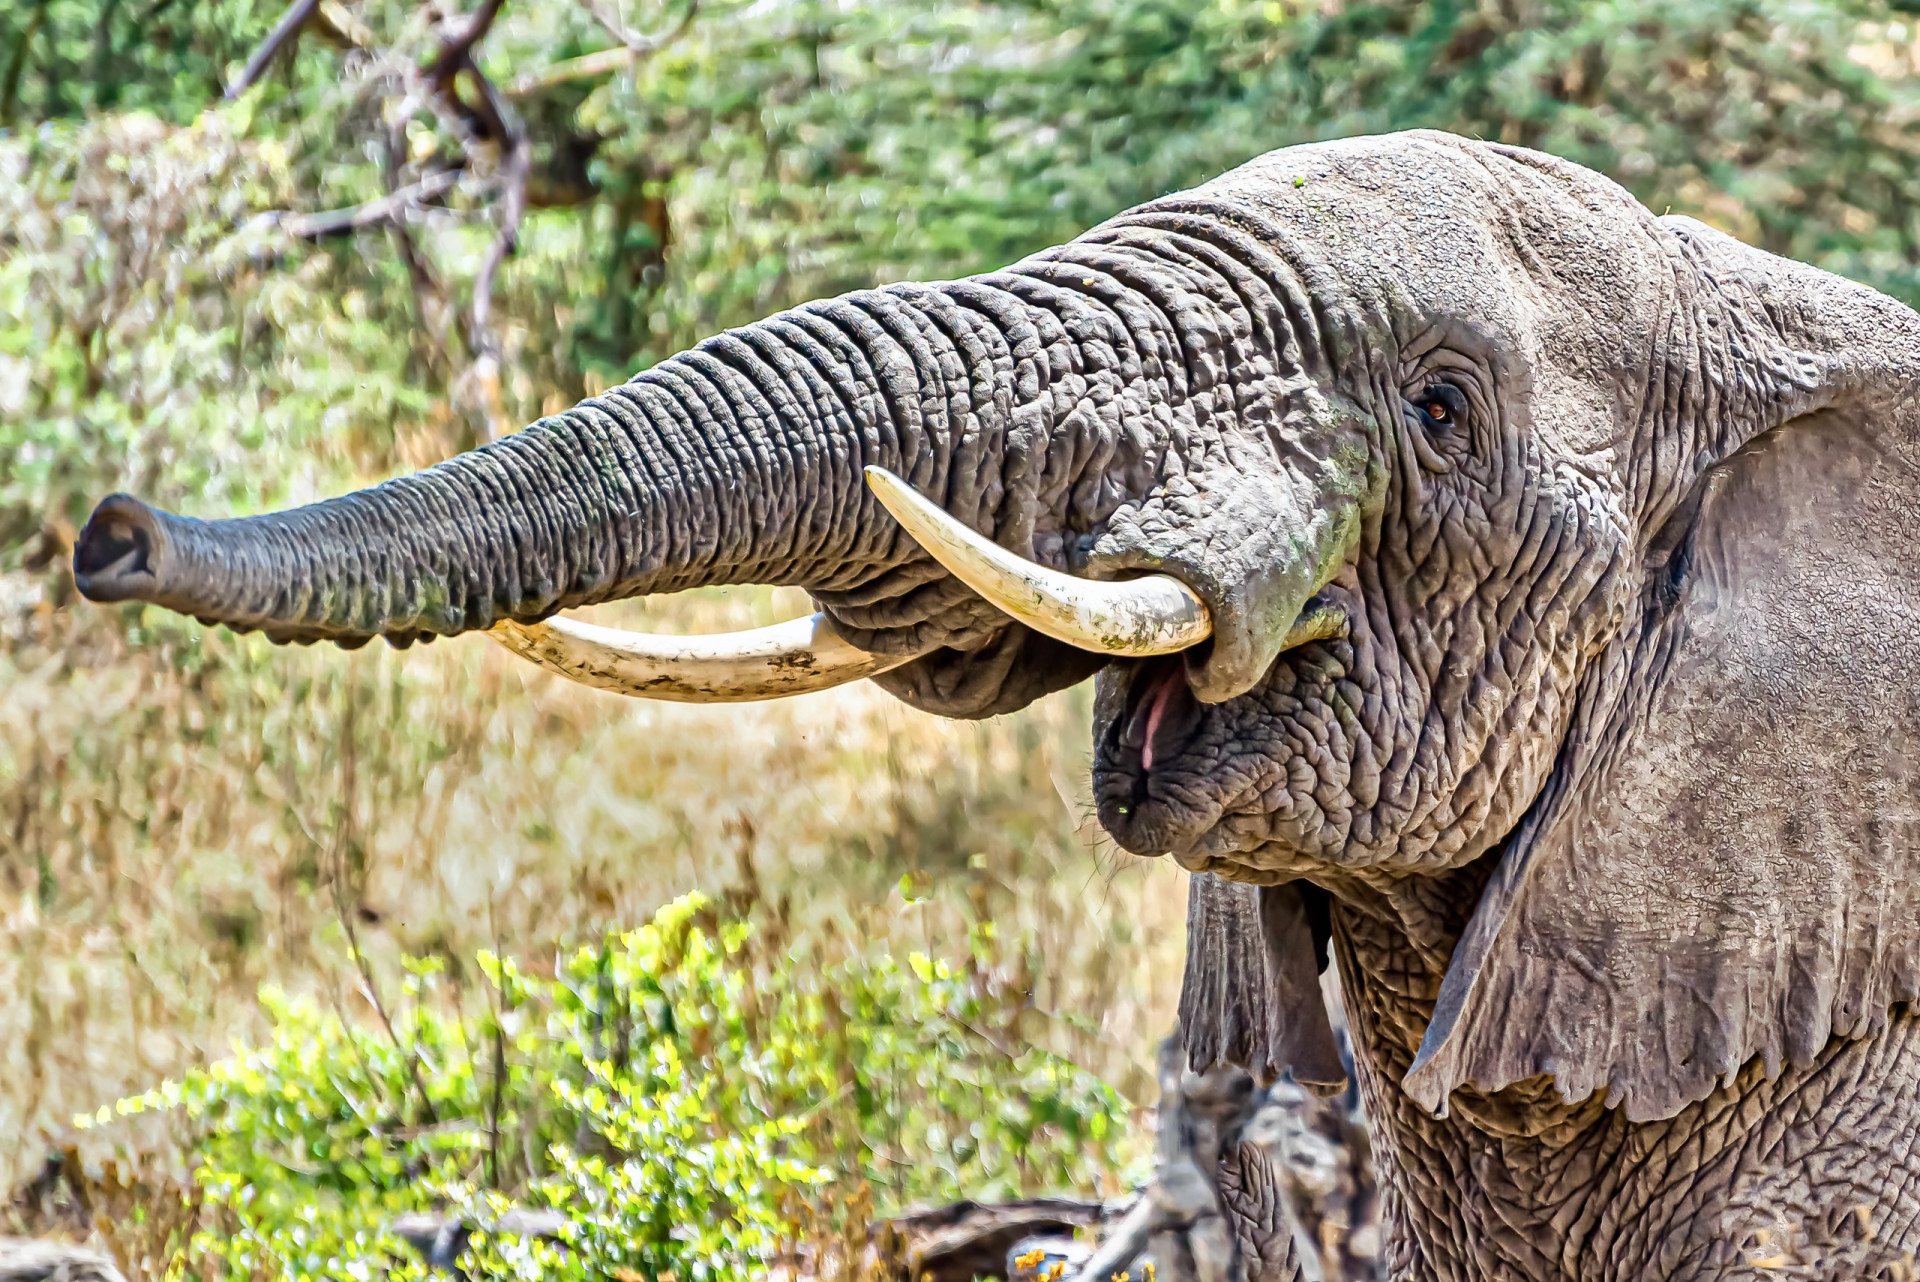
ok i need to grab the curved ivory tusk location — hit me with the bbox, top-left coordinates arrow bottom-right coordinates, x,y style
488,611 -> 915,702
1282,600 -> 1347,650
865,466 -> 1213,656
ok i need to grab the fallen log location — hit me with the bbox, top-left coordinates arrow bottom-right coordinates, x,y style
892,1196 -> 1124,1282
385,1195 -> 1125,1282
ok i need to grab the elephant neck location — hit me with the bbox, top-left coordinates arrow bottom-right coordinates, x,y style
1328,871 -> 1920,1280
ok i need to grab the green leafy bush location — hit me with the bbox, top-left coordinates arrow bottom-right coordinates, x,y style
84,892 -> 1142,1281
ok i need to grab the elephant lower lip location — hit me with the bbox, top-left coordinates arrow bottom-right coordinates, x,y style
1095,670 -> 1220,855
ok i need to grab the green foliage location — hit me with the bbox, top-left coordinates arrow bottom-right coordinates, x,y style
497,1049 -> 818,1282
6,0 -> 1920,567
84,893 -> 1139,1280
0,0 -> 284,125
0,110 -> 425,562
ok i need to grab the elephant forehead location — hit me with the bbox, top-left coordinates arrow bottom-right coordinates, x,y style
1188,133 -> 1666,364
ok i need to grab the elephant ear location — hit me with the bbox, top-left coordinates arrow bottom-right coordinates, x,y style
1181,874 -> 1347,1094
1406,227 -> 1920,1123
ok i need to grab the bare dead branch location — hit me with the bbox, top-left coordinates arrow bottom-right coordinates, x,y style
505,0 -> 695,98
466,128 -> 530,441
379,110 -> 471,368
312,0 -> 373,50
471,139 -> 528,344
273,677 -> 442,1133
417,21 -> 533,443
279,168 -> 459,239
369,0 -> 526,441
422,0 -> 511,142
225,0 -> 323,100
581,0 -> 695,55
392,218 -> 467,355
505,44 -> 631,96
436,0 -> 509,68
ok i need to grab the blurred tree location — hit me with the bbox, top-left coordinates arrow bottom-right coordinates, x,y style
0,0 -> 296,124
3,0 -> 1918,558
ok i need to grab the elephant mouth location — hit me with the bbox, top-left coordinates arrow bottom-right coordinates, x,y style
1121,658 -> 1203,776
1092,593 -> 1356,861
1094,656 -> 1223,855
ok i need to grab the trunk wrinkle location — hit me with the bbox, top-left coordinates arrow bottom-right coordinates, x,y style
75,212 -> 1339,729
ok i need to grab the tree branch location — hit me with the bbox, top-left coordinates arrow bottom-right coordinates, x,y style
376,0 -> 524,441
225,0 -> 322,100
582,0 -> 695,56
379,110 -> 470,369
434,0 -> 509,70
422,9 -> 530,441
505,44 -> 632,96
470,140 -> 528,342
423,0 -> 510,142
466,128 -> 529,441
312,0 -> 373,50
0,1 -> 50,127
505,0 -> 694,98
280,168 -> 459,239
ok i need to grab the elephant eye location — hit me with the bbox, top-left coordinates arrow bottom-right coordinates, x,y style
1414,383 -> 1468,430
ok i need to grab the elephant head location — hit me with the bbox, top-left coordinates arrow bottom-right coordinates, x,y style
75,131 -> 1920,1138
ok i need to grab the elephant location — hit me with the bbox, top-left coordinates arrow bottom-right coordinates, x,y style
70,130 -> 1920,1280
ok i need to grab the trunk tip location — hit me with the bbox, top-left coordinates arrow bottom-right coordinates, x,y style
74,494 -> 166,604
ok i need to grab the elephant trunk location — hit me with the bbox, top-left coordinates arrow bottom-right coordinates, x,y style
73,202 -> 1371,702
73,285 -> 1058,647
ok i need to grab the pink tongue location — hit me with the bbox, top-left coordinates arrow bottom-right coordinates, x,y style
1140,670 -> 1183,772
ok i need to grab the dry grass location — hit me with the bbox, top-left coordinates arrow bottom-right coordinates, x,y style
0,578 -> 1188,1191
0,106 -> 1186,1206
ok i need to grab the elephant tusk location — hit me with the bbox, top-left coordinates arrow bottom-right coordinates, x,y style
1280,599 -> 1348,650
487,611 -> 917,702
865,466 -> 1214,657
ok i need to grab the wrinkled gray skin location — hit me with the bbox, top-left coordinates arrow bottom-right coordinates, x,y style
74,132 -> 1920,1279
